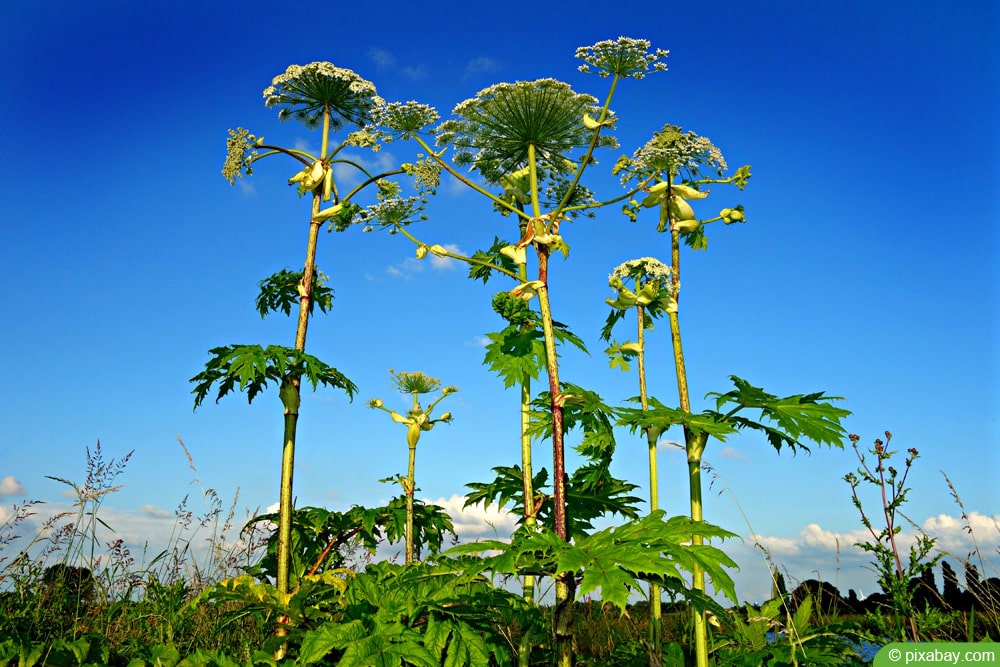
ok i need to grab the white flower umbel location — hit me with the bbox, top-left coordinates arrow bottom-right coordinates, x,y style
263,62 -> 385,131
575,37 -> 669,79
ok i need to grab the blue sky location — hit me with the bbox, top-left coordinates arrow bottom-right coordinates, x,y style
1,0 -> 997,602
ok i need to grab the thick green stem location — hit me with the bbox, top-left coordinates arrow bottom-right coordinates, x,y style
274,106 -> 331,658
406,441 -> 416,564
520,376 -> 536,601
665,221 -> 710,667
637,305 -> 662,655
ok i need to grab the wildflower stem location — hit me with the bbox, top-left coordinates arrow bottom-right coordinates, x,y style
553,74 -> 620,217
410,135 -> 527,219
636,304 -> 663,651
664,219 -> 710,667
535,245 -> 574,667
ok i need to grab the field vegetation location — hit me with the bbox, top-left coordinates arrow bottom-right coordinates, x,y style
3,37 -> 997,666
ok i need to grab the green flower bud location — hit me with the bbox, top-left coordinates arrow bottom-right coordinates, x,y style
668,197 -> 696,222
429,244 -> 448,257
368,398 -> 383,409
721,207 -> 745,224
313,202 -> 345,221
620,341 -> 643,354
674,219 -> 700,234
499,244 -> 526,265
416,245 -> 428,259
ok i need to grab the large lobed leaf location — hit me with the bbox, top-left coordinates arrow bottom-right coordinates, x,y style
190,344 -> 357,408
704,375 -> 850,453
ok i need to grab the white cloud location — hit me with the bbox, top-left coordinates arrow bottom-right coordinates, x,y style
464,56 -> 500,79
428,494 -> 517,538
386,257 -> 424,279
429,244 -> 462,270
368,48 -> 395,68
139,504 -> 172,518
387,244 -> 464,278
468,336 -> 490,348
718,446 -> 748,461
731,512 -> 1000,602
401,66 -> 428,80
0,476 -> 25,496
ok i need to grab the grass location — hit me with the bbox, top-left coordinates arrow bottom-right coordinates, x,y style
1,441 -> 996,666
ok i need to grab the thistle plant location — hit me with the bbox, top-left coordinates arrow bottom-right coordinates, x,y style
192,62 -> 433,635
615,126 -> 850,667
601,256 -> 677,653
369,371 -> 456,564
845,431 -> 941,642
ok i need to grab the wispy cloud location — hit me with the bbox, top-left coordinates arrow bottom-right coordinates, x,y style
464,56 -> 500,80
429,243 -> 462,270
139,504 -> 172,519
387,244 -> 465,278
368,48 -> 395,68
401,66 -> 428,80
718,446 -> 749,461
368,48 -> 427,81
0,475 -> 25,496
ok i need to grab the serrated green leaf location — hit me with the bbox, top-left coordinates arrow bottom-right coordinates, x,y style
705,375 -> 850,453
190,345 -> 357,409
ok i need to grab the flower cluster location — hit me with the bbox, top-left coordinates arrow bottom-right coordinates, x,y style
263,62 -> 385,131
402,155 -> 443,193
620,124 -> 728,182
355,180 -> 429,231
390,370 -> 442,395
377,101 -> 440,139
607,256 -> 678,314
576,37 -> 669,79
222,127 -> 258,184
345,129 -> 383,152
436,78 -> 614,183
611,257 -> 676,295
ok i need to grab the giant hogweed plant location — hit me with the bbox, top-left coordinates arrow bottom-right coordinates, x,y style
379,38 -> 742,666
601,256 -> 677,654
190,62 -> 438,636
614,126 -> 852,667
369,370 -> 457,564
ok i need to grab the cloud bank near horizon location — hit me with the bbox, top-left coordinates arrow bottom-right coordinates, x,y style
3,496 -> 995,604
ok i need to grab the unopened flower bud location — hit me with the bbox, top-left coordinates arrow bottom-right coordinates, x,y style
416,245 -> 428,259
674,219 -> 700,234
